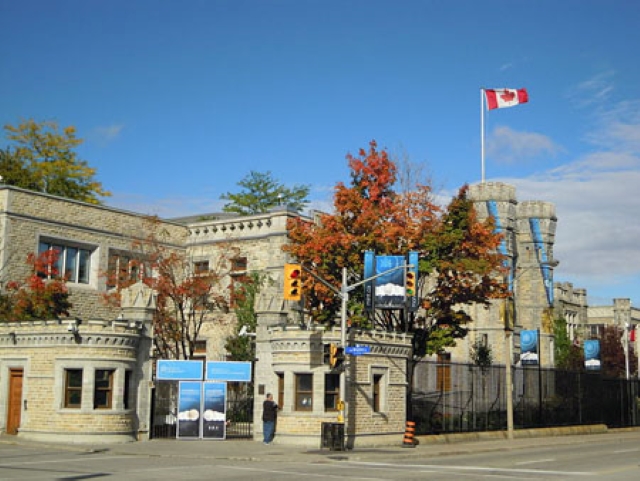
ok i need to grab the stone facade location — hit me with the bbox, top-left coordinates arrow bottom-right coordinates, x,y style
464,182 -> 558,367
0,282 -> 155,443
0,186 -> 186,321
254,326 -> 411,448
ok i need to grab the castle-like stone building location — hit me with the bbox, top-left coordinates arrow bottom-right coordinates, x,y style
0,182 -> 637,444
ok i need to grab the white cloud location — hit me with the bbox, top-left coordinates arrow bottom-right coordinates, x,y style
486,126 -> 564,164
567,71 -> 615,108
90,124 -> 125,146
499,89 -> 640,303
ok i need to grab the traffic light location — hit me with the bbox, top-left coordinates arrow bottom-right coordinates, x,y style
329,343 -> 344,369
405,270 -> 416,297
283,263 -> 302,301
323,343 -> 331,365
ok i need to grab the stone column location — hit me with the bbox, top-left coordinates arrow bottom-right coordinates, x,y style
119,281 -> 157,440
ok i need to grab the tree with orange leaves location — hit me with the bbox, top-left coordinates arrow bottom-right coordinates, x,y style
284,141 -> 506,356
102,218 -> 238,360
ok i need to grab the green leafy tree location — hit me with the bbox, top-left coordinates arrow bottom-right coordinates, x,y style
0,148 -> 40,191
224,271 -> 269,361
470,340 -> 493,371
221,170 -> 309,215
553,316 -> 584,371
2,119 -> 111,204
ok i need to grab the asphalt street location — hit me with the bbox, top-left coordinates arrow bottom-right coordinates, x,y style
1,428 -> 640,480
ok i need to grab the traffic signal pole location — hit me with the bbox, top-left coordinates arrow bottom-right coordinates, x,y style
298,263 -> 414,446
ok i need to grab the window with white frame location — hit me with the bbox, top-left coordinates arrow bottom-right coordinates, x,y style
39,240 -> 93,284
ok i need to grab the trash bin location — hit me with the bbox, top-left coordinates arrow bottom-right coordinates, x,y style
321,422 -> 345,451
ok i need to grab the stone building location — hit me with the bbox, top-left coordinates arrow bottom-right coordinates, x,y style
0,186 -> 410,445
0,282 -> 155,443
2,181 -> 637,444
457,182 -> 559,368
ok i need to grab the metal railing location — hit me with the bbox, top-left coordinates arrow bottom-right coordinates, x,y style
411,360 -> 640,435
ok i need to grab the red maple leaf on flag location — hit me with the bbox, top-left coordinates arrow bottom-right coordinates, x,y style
499,90 -> 515,102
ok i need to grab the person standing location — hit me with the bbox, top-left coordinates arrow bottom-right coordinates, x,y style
262,393 -> 278,444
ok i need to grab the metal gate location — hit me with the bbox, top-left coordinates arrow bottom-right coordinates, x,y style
150,381 -> 254,439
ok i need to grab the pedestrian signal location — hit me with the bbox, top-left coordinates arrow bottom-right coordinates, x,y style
283,263 -> 302,301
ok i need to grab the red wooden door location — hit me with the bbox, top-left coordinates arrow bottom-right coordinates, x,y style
6,369 -> 23,435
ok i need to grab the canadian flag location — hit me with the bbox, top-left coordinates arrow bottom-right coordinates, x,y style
485,88 -> 529,110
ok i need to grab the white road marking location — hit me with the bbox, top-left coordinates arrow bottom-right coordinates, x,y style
342,461 -> 595,476
515,458 -> 556,465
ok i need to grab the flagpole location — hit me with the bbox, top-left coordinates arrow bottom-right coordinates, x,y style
481,88 -> 485,183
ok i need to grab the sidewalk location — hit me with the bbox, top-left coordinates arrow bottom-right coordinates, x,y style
4,426 -> 640,463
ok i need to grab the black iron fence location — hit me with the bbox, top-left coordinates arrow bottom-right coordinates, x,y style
150,382 -> 253,439
411,360 -> 640,435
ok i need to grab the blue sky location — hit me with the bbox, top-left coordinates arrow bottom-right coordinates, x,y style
2,1 -> 640,306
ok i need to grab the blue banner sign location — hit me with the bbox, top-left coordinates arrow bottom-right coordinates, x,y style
206,361 -> 252,382
345,345 -> 371,356
177,381 -> 203,439
156,360 -> 203,381
584,340 -> 601,371
203,382 -> 227,440
520,330 -> 539,365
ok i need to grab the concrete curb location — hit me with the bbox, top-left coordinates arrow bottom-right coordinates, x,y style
415,423 -> 609,445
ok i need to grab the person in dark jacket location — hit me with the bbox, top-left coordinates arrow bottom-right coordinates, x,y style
262,393 -> 278,444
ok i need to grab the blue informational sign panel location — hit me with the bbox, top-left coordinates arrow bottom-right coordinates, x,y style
203,382 -> 227,440
364,251 -> 419,311
177,381 -> 203,439
156,360 -> 203,381
206,361 -> 252,382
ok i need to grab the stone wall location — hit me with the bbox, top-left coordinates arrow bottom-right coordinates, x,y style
0,319 -> 145,442
0,186 -> 187,321
254,326 -> 411,447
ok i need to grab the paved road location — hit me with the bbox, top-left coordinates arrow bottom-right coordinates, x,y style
1,429 -> 640,480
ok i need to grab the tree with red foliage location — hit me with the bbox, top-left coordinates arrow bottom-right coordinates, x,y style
0,250 -> 71,321
600,325 -> 637,378
284,141 -> 507,355
103,219 -> 238,360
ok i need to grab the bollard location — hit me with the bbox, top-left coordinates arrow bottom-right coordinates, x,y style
402,420 -> 418,448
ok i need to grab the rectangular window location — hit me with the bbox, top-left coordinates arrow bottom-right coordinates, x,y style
436,353 -> 452,392
191,340 -> 207,361
373,374 -> 383,412
232,257 -> 248,272
229,256 -> 249,308
277,372 -> 285,409
94,369 -> 115,409
295,373 -> 313,411
124,370 -> 133,410
39,241 -> 92,284
64,369 -> 83,408
324,373 -> 340,411
194,260 -> 210,275
107,250 -> 148,289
